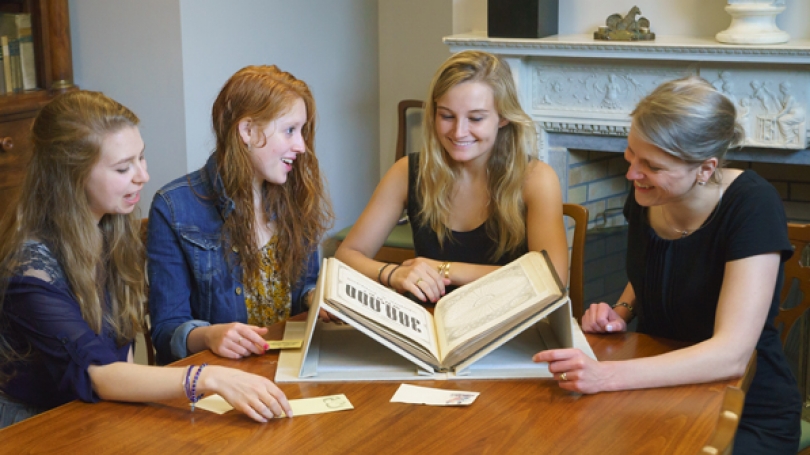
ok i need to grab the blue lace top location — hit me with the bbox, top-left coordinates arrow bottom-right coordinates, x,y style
0,241 -> 130,409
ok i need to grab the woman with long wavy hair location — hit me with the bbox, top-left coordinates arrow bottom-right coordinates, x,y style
147,65 -> 333,365
0,91 -> 292,428
336,50 -> 567,303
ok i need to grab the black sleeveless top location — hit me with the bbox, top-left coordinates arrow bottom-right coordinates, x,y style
406,154 -> 527,294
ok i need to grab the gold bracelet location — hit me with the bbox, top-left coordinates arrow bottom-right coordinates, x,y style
437,262 -> 451,280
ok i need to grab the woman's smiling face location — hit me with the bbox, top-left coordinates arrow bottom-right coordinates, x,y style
624,126 -> 700,207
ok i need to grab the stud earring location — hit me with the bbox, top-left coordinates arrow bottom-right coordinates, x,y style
697,180 -> 706,186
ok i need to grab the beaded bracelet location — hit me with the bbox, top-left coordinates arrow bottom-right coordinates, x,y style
182,365 -> 194,400
185,363 -> 208,411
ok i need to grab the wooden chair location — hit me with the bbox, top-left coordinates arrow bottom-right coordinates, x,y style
773,223 -> 810,346
770,223 -> 810,455
333,99 -> 424,262
563,203 -> 588,322
137,217 -> 156,366
700,386 -> 746,455
395,99 -> 425,161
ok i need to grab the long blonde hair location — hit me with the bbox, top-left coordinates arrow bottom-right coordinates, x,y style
0,91 -> 147,376
211,65 -> 333,286
419,50 -> 536,260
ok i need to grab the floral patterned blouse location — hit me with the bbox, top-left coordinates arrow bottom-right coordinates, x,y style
244,235 -> 291,326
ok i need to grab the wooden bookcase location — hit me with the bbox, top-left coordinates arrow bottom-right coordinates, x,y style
0,0 -> 74,220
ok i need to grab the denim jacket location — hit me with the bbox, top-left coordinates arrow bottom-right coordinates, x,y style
147,155 -> 318,365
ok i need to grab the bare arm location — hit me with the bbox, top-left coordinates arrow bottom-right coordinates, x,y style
534,253 -> 779,392
88,362 -> 292,422
523,160 -> 569,287
335,157 -> 410,282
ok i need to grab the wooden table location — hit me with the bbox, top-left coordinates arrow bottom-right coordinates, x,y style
0,322 -> 738,454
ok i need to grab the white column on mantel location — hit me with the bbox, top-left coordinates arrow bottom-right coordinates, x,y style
444,33 -> 810,166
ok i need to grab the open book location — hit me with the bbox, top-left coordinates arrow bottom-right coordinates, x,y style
296,251 -> 573,376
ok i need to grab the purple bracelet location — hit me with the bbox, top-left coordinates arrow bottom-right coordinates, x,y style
183,365 -> 194,401
189,363 -> 208,412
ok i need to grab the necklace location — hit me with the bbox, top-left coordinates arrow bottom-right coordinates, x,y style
659,185 -> 725,239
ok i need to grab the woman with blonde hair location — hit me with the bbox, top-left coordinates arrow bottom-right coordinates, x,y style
148,65 -> 333,364
0,91 -> 292,427
336,50 -> 567,303
535,76 -> 801,453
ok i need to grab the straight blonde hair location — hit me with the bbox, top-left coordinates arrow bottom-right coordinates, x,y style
419,50 -> 536,260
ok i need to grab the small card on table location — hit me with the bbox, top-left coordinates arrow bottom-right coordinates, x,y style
193,393 -> 353,417
265,340 -> 303,350
390,384 -> 479,406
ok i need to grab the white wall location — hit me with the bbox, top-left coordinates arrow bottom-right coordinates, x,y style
70,0 -> 187,220
70,0 -> 380,233
378,0 -> 454,175
447,0 -> 810,39
557,0 -> 809,38
178,0 -> 379,231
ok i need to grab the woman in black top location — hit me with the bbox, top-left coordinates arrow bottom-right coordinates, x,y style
534,76 -> 800,454
336,50 -> 568,303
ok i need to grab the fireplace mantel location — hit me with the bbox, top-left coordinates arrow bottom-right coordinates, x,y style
444,33 -> 810,165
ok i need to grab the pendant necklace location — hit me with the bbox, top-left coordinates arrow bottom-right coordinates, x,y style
659,185 -> 725,239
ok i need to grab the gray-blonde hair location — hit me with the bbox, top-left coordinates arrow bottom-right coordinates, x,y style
631,76 -> 745,183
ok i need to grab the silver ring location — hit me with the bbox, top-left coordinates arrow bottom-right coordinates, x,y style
560,372 -> 567,381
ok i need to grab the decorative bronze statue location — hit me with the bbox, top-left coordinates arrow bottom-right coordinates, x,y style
594,6 -> 655,41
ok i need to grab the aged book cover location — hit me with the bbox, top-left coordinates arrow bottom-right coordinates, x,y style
277,252 -> 594,382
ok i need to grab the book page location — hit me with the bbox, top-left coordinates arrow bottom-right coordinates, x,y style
433,252 -> 562,363
326,259 -> 439,359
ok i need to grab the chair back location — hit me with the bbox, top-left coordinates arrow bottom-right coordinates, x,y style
563,203 -> 588,322
139,217 -> 156,365
395,99 -> 424,161
773,223 -> 810,346
773,222 -> 810,411
699,386 -> 745,455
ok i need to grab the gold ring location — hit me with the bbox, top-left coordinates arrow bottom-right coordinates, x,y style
560,372 -> 567,381
415,278 -> 423,286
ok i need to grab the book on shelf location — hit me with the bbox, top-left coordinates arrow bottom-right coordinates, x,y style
0,43 -> 5,94
276,252 -> 595,382
0,13 -> 36,92
13,14 -> 35,91
0,36 -> 11,94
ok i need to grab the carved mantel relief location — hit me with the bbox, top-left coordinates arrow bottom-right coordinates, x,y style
530,63 -> 684,138
710,72 -> 807,148
446,33 -> 810,163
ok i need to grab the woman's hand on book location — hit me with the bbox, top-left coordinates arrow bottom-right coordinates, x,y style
204,323 -> 269,359
199,365 -> 293,422
533,348 -> 612,394
581,302 -> 627,333
390,257 -> 450,303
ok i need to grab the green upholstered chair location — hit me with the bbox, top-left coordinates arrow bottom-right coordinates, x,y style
334,221 -> 416,264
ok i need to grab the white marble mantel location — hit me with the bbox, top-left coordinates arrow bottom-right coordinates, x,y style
444,33 -> 810,165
